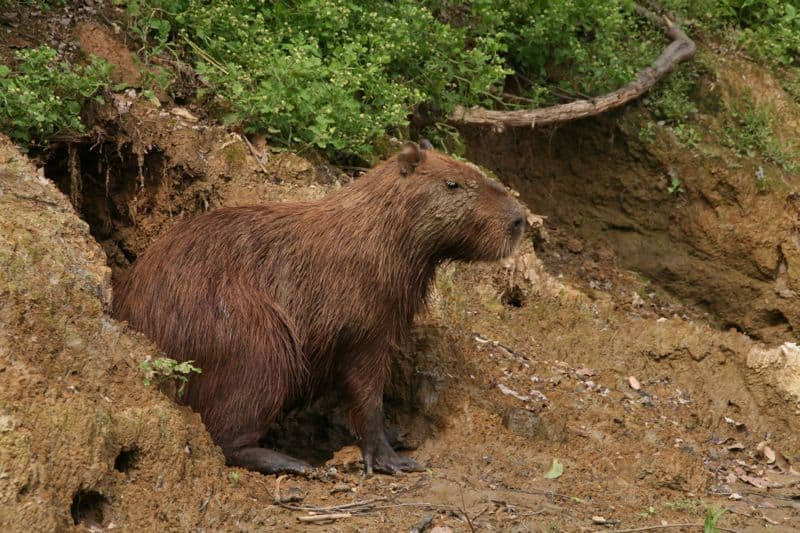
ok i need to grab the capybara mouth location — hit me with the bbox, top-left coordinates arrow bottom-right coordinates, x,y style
502,213 -> 526,257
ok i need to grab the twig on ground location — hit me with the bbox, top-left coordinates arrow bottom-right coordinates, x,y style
603,524 -> 740,533
297,512 -> 352,523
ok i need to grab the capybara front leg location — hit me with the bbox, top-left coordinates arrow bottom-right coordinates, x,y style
223,433 -> 310,475
357,407 -> 424,475
344,361 -> 424,475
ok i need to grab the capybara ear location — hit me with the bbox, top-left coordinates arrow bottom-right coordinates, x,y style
419,138 -> 434,151
398,142 -> 425,176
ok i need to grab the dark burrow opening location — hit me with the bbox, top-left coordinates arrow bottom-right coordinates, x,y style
70,489 -> 107,527
501,285 -> 526,308
113,446 -> 141,473
42,139 -> 208,281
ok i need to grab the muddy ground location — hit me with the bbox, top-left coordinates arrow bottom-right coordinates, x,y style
2,4 -> 800,532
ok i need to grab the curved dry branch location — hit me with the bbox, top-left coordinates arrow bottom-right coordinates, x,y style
448,4 -> 696,130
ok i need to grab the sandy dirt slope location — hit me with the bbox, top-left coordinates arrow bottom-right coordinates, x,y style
1,5 -> 800,532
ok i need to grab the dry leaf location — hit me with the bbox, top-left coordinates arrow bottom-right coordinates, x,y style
740,474 -> 782,489
757,441 -> 777,464
544,458 -> 564,479
169,107 -> 199,122
576,368 -> 598,378
498,383 -> 529,402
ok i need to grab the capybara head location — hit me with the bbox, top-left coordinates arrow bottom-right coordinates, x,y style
389,141 -> 526,262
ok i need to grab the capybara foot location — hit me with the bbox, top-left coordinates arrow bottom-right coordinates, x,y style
226,447 -> 311,475
363,441 -> 425,475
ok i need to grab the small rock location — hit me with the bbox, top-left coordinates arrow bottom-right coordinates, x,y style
330,483 -> 352,494
170,107 -> 199,122
628,376 -> 641,391
632,292 -> 645,307
280,486 -> 304,503
565,237 -> 583,254
502,408 -> 565,443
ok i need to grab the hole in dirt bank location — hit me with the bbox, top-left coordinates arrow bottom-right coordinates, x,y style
501,285 -> 526,308
762,309 -> 790,327
40,139 -> 207,279
113,446 -> 140,473
70,489 -> 107,527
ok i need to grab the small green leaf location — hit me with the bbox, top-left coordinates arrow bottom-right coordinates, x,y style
544,458 -> 564,479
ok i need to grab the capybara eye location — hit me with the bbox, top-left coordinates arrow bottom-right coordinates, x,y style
445,179 -> 459,190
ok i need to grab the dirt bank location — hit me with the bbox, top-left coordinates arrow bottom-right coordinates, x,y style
463,54 -> 800,344
2,8 -> 800,531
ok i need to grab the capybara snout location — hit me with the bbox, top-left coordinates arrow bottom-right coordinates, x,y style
400,146 -> 526,262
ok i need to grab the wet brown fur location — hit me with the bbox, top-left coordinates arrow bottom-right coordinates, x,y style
113,143 -> 525,473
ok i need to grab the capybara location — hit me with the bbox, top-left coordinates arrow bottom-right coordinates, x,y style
113,141 -> 526,475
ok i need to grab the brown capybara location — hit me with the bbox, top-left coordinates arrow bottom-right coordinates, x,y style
113,141 -> 526,475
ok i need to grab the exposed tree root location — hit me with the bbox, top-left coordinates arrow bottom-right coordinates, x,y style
448,3 -> 696,130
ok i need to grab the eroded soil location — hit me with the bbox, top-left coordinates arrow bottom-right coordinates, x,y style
2,5 -> 800,532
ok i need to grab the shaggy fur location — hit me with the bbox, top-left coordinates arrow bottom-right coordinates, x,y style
113,142 -> 526,474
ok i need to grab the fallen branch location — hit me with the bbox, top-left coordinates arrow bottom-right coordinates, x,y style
603,524 -> 740,533
297,512 -> 352,523
448,3 -> 696,130
241,133 -> 271,176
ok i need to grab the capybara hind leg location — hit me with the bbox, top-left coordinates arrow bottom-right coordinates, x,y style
225,446 -> 311,475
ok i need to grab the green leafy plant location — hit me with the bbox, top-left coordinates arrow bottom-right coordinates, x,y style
703,505 -> 727,533
668,177 -> 685,195
722,97 -> 800,172
140,357 -> 202,397
130,0 -> 674,159
637,505 -> 657,519
665,0 -> 800,67
0,46 -> 111,144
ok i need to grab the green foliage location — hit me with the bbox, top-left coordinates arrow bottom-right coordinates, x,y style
113,0 -> 800,160
130,0 -> 671,158
668,177 -> 685,195
722,97 -> 800,172
136,0 -> 508,157
648,71 -> 698,125
140,357 -> 202,397
0,46 -> 111,144
437,0 -> 661,102
703,505 -> 727,533
665,0 -> 800,67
